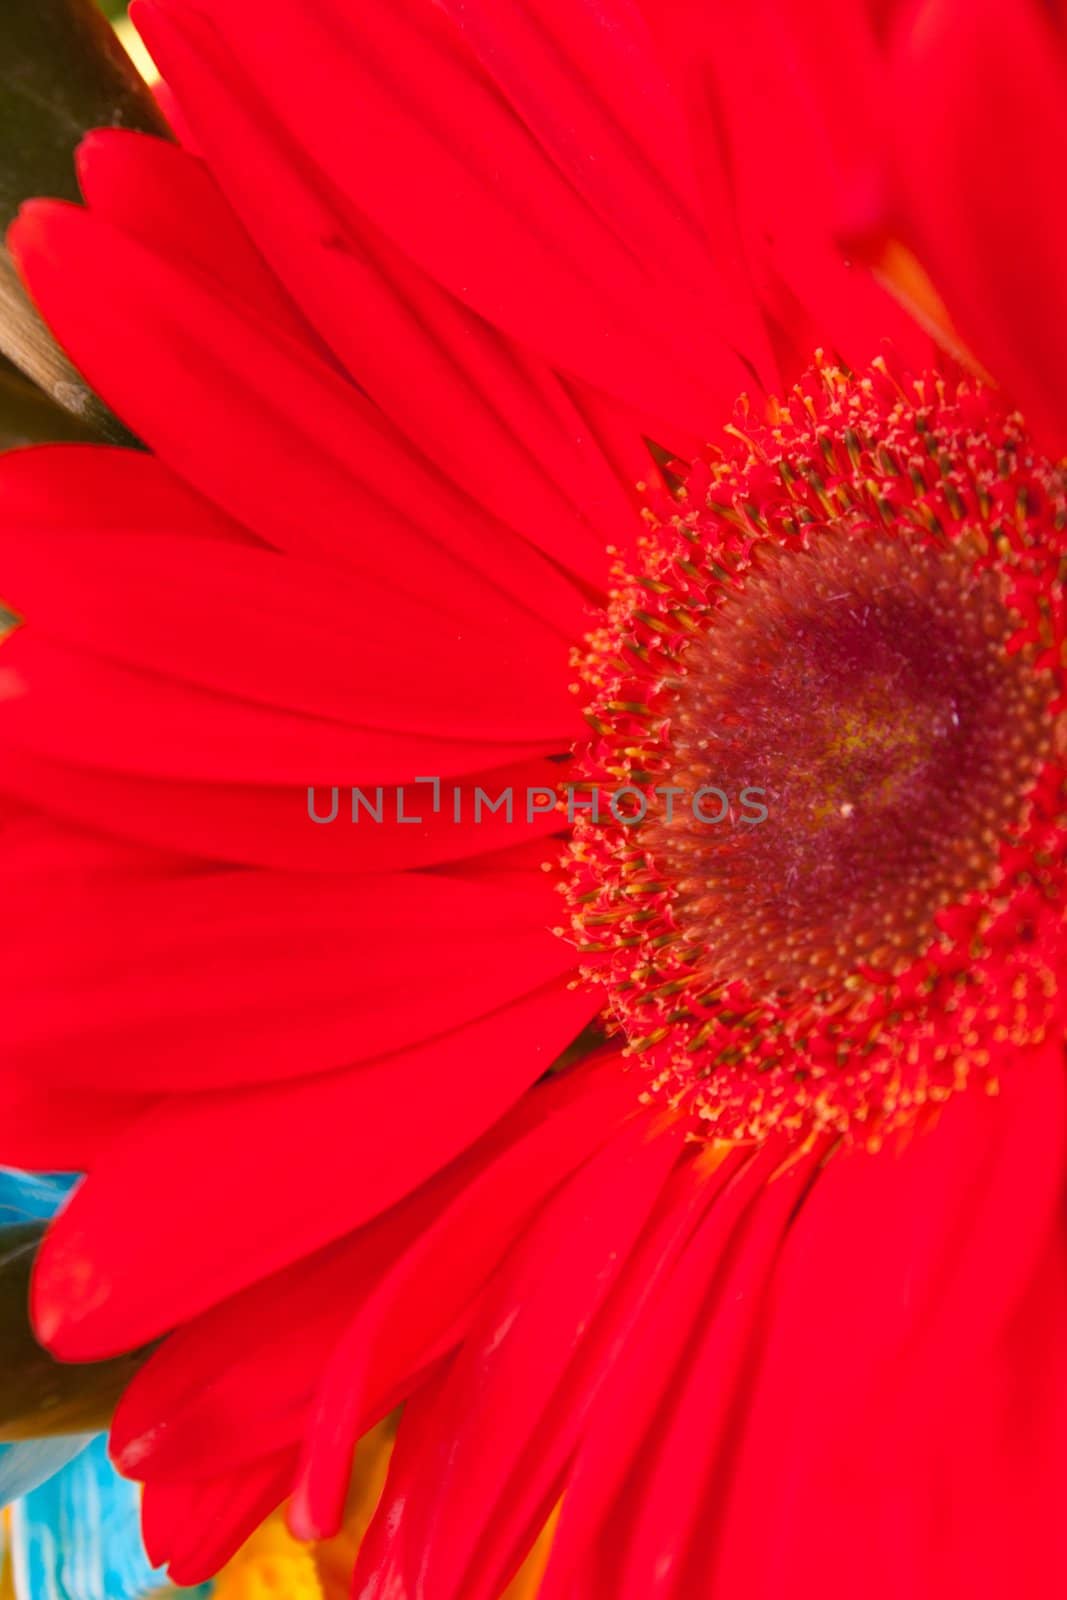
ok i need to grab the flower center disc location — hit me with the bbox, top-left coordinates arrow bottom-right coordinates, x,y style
656,528 -> 1051,998
563,360 -> 1067,1143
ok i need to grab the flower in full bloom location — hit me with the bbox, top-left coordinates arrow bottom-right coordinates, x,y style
0,2 -> 1064,1598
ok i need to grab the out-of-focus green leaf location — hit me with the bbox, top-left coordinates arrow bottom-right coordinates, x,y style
0,0 -> 168,444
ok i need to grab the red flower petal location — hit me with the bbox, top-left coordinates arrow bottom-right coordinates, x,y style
141,1448 -> 297,1583
709,1042 -> 1067,1596
0,1074 -> 154,1170
76,129 -> 323,354
1,866 -> 576,1089
0,441 -> 251,543
31,979 -> 600,1358
593,1146 -> 825,1599
112,1056 -> 639,1485
638,0 -> 933,377
888,0 -> 1067,451
0,529 -> 578,741
0,743 -> 571,872
288,1057 -> 652,1541
435,0 -> 778,381
533,1152 -> 761,1598
352,1112 -> 685,1600
10,201 -> 601,609
0,630 -> 551,782
138,0 -> 756,434
76,111 -> 639,567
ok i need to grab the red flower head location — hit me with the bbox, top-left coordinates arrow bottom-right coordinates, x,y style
0,2 -> 1063,1597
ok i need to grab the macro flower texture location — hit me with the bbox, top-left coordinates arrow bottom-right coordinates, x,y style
0,0 -> 1064,1596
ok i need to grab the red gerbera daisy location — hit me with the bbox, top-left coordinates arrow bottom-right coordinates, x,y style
0,1 -> 1064,1597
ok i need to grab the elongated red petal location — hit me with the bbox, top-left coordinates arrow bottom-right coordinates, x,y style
76,129 -> 322,352
1,866 -> 576,1089
0,744 -> 571,872
0,530 -> 578,740
0,441 -> 251,542
112,1057 -> 640,1483
77,116 -> 637,568
10,201 -> 601,612
709,1043 -> 1067,1596
141,1448 -> 297,1584
889,0 -> 1067,452
31,980 -> 599,1357
353,1114 -> 684,1600
534,1153 -> 762,1599
593,1155 -> 816,1598
138,0 -> 756,433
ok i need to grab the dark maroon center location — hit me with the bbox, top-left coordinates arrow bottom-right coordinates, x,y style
650,528 -> 1053,996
